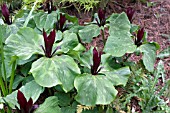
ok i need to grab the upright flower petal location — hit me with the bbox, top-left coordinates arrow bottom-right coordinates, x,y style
135,27 -> 144,47
43,29 -> 56,58
56,13 -> 67,32
126,7 -> 135,23
1,3 -> 12,25
137,27 -> 144,41
59,13 -> 66,31
91,47 -> 102,75
97,8 -> 106,27
26,98 -> 33,113
17,90 -> 27,111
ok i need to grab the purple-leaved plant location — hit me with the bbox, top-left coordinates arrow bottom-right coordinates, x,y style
1,3 -> 12,25
91,47 -> 102,75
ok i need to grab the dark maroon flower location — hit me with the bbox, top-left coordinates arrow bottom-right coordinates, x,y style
126,7 -> 135,23
96,8 -> 106,27
17,90 -> 33,113
56,13 -> 67,32
91,47 -> 102,75
1,3 -> 12,25
135,27 -> 145,47
45,0 -> 56,14
42,29 -> 56,58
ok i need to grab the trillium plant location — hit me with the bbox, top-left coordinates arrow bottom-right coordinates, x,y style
56,13 -> 67,32
0,1 -> 167,113
91,47 -> 102,75
1,3 -> 12,25
42,29 -> 58,58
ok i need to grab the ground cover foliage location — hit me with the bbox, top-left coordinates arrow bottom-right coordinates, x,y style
0,0 -> 170,113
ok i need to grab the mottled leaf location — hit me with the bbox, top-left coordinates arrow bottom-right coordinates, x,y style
74,74 -> 118,106
30,55 -> 80,92
104,12 -> 136,57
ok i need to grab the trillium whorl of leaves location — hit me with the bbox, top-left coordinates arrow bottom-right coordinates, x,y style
56,13 -> 67,32
1,3 -> 12,25
96,8 -> 106,27
91,47 -> 102,75
126,7 -> 135,23
17,90 -> 33,113
42,29 -> 56,58
135,27 -> 145,47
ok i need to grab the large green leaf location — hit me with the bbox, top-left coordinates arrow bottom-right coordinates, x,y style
34,12 -> 57,31
56,31 -> 79,53
74,74 -> 118,106
34,96 -> 62,113
78,24 -> 100,43
5,27 -> 44,61
101,67 -> 131,86
30,55 -> 80,92
79,47 -> 93,69
0,80 -> 44,109
104,12 -> 136,57
139,43 -> 157,72
0,24 -> 18,43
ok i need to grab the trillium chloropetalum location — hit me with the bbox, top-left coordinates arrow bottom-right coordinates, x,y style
17,90 -> 33,113
91,47 -> 102,75
135,27 -> 145,47
96,8 -> 106,27
56,13 -> 67,32
1,3 -> 12,25
42,29 -> 59,58
126,7 -> 135,23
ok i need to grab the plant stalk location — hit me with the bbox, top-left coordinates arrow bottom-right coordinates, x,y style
0,38 -> 7,96
23,0 -> 38,27
0,76 -> 7,96
101,29 -> 106,45
8,59 -> 16,94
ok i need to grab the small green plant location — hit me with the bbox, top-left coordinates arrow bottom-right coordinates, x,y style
60,0 -> 99,11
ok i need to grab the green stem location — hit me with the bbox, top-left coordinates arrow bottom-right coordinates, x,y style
8,59 -> 16,94
101,29 -> 106,45
0,38 -> 7,96
0,76 -> 7,96
23,0 -> 38,27
7,107 -> 12,113
2,55 -> 7,93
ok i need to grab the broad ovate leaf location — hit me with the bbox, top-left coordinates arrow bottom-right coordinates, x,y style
139,43 -> 157,72
5,27 -> 44,61
0,80 -> 44,109
30,55 -> 80,92
34,12 -> 57,31
57,31 -> 79,53
78,24 -> 100,43
104,12 -> 136,57
74,74 -> 118,106
102,67 -> 131,86
34,96 -> 62,113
